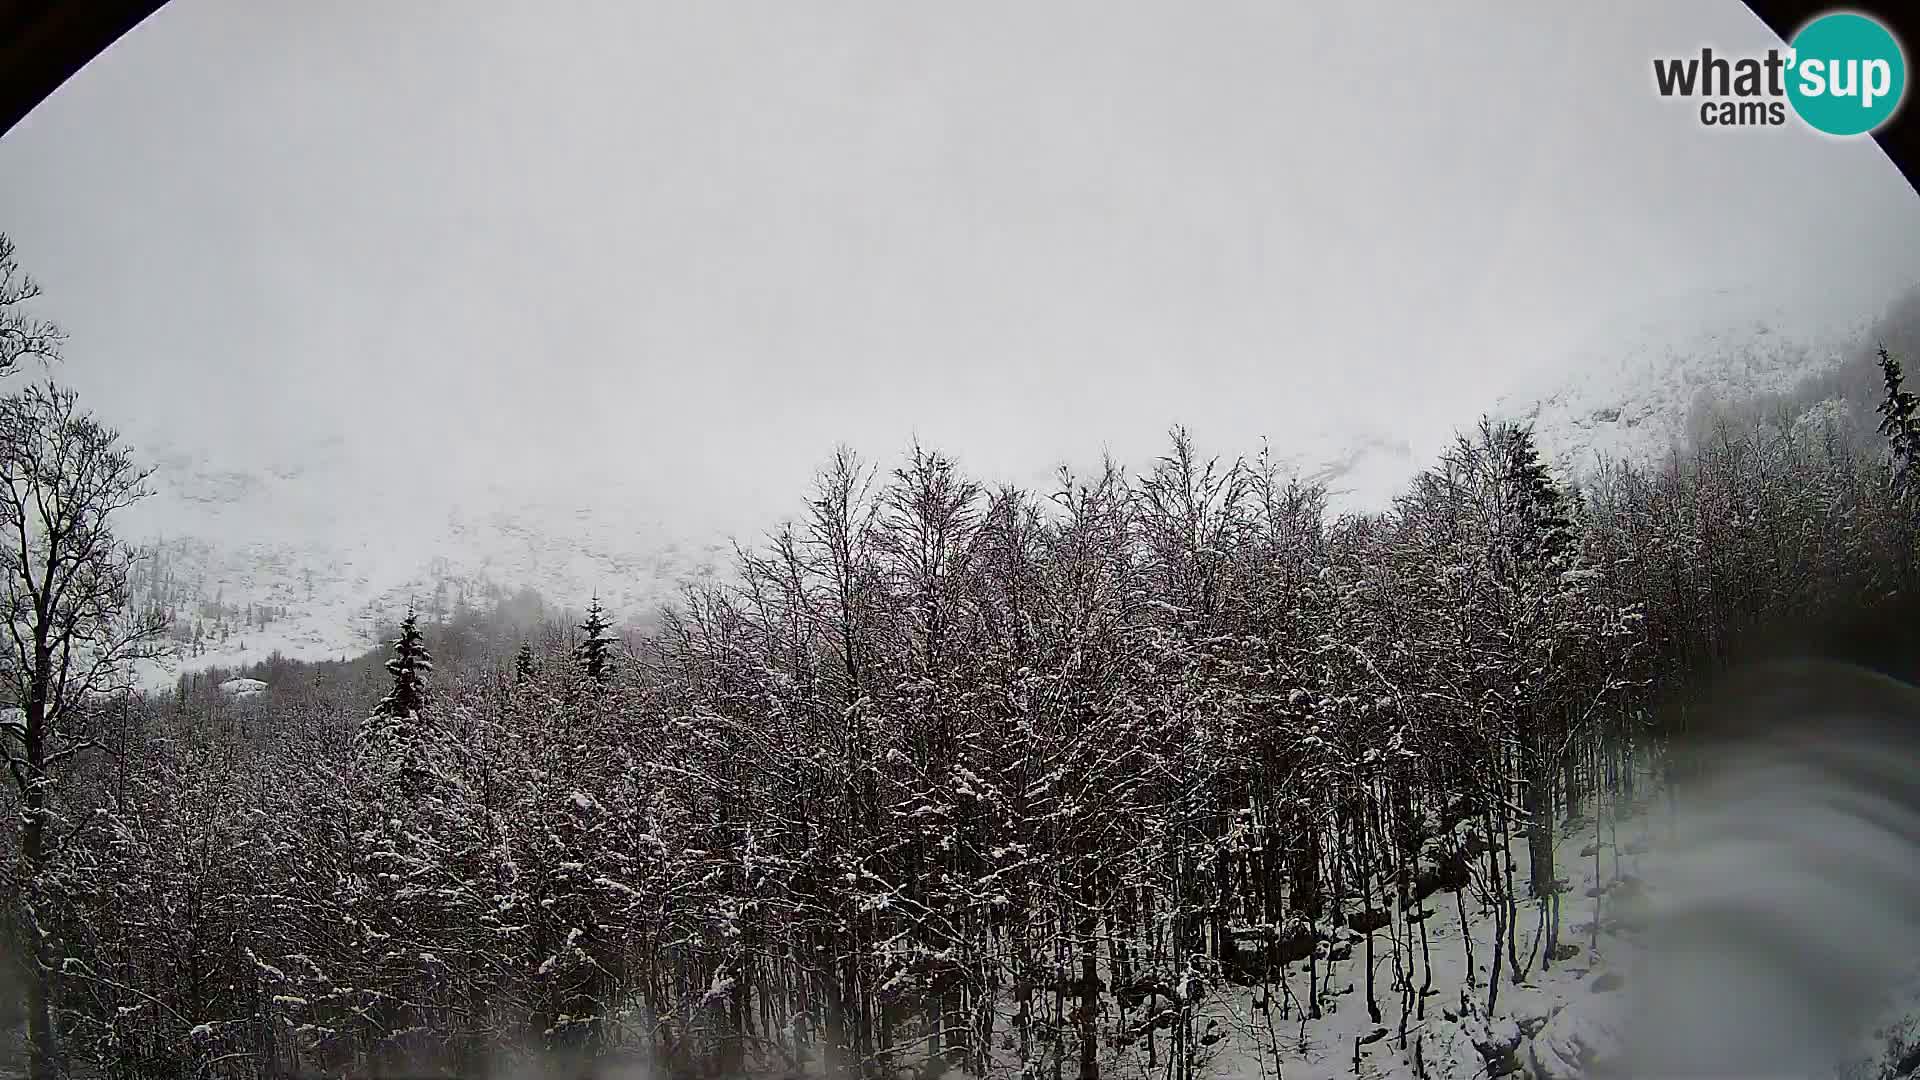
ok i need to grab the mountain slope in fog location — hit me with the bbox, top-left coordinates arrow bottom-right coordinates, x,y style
1297,284 -> 1882,511
115,283 -> 1889,685
118,434 -> 727,684
1491,284 -> 1876,484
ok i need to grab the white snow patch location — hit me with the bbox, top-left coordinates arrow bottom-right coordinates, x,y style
218,677 -> 269,698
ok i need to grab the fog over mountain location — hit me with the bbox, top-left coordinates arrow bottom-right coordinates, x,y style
2,2 -> 1917,567
2,2 -> 1916,677
0,10 -> 1914,648
11,5 -> 1920,1080
92,277 -> 1908,687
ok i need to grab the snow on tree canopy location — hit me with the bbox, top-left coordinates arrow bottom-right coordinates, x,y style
218,678 -> 268,699
574,596 -> 615,683
373,607 -> 432,721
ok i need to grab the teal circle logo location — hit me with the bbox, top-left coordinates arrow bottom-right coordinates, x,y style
1787,12 -> 1906,136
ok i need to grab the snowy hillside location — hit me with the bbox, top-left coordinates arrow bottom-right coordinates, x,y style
116,433 -> 728,686
1271,283 -> 1895,515
1283,430 -> 1424,515
109,282 -> 1899,689
113,430 -> 1425,690
1491,284 -> 1878,484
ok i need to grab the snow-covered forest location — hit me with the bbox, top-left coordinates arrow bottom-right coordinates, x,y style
5,224 -> 1920,1080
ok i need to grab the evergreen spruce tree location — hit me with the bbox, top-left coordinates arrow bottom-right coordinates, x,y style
1877,347 -> 1920,588
1878,346 -> 1920,493
1458,420 -> 1582,908
374,606 -> 434,723
575,597 -> 615,684
1498,421 -> 1577,572
515,640 -> 535,684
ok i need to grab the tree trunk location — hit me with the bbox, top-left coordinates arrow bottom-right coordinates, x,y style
21,681 -> 56,1080
1077,890 -> 1100,1080
23,789 -> 53,1080
1520,724 -> 1555,899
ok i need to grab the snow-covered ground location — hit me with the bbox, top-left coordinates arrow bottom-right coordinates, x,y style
1172,803 -> 1650,1080
902,784 -> 1917,1080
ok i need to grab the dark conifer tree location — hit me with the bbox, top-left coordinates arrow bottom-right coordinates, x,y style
575,597 -> 614,684
1878,346 -> 1920,491
374,606 -> 433,722
515,640 -> 535,684
1499,420 -> 1577,571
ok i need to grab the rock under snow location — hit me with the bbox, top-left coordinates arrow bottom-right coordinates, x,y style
1422,992 -> 1527,1078
1524,993 -> 1627,1080
219,678 -> 268,699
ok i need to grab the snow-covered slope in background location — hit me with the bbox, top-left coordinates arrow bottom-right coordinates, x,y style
111,418 -> 1433,687
114,281 -> 1902,688
1491,283 -> 1877,483
1285,430 -> 1423,513
119,433 -> 728,686
1243,283 -> 1885,516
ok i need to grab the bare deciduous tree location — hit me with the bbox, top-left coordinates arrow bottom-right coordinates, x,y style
0,237 -> 63,377
0,381 -> 166,1080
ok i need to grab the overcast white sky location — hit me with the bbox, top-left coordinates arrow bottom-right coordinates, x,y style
2,1 -> 1918,536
